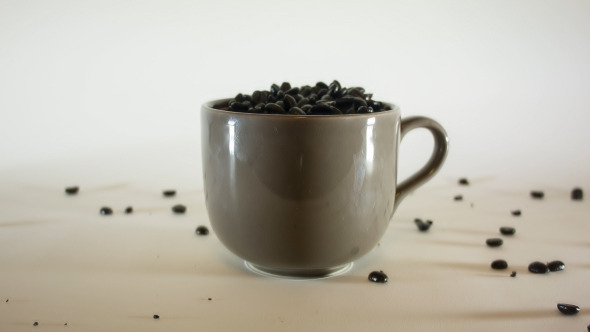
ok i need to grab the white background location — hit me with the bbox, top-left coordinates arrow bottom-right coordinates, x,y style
2,0 -> 590,186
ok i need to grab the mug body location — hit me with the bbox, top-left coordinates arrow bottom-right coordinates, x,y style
201,99 -> 400,277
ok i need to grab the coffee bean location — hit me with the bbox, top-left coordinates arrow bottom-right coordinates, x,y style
288,107 -> 306,115
153,314 -> 160,319
530,190 -> 544,199
557,303 -> 580,315
486,238 -> 503,247
547,260 -> 565,272
510,271 -> 517,277
458,178 -> 469,185
33,321 -> 39,326
266,103 -> 285,114
511,209 -> 521,216
528,261 -> 549,274
279,82 -> 291,92
65,186 -> 79,195
368,270 -> 388,283
163,190 -> 176,197
571,187 -> 583,200
414,218 -> 432,231
221,81 -> 390,115
454,195 -> 463,201
499,227 -> 515,235
284,94 -> 297,109
270,83 -> 280,95
100,207 -> 113,215
124,206 -> 133,214
491,259 -> 508,270
172,204 -> 186,214
196,226 -> 209,235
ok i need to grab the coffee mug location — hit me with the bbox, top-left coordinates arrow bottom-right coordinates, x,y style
201,99 -> 449,278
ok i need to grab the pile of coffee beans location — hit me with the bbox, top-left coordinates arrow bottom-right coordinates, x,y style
219,81 -> 392,115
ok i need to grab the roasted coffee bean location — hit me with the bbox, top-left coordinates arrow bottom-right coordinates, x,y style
528,261 -> 549,274
284,94 -> 297,109
352,97 -> 368,107
491,259 -> 508,270
229,101 -> 249,112
196,226 -> 210,235
285,87 -> 299,95
547,260 -> 565,272
234,93 -> 244,102
100,207 -> 113,215
511,209 -> 522,216
276,90 -> 285,100
368,270 -> 388,283
288,107 -> 306,115
33,321 -> 39,326
300,85 -> 312,96
172,204 -> 186,214
499,227 -> 516,235
252,90 -> 261,104
328,80 -> 342,97
367,106 -> 374,113
310,104 -> 334,115
65,186 -> 79,195
279,82 -> 291,92
486,238 -> 503,247
458,178 -> 469,185
297,98 -> 309,107
510,271 -> 517,277
124,206 -> 133,214
163,190 -> 176,197
557,303 -> 580,315
357,106 -> 369,113
270,83 -> 280,96
153,314 -> 160,319
454,195 -> 463,201
414,218 -> 433,231
347,87 -> 364,97
259,90 -> 269,103
530,190 -> 544,199
315,81 -> 329,90
301,104 -> 312,114
266,103 -> 285,114
571,187 -> 583,200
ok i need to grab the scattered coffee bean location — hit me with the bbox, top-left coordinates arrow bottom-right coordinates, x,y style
454,195 -> 463,201
153,314 -> 160,319
33,321 -> 39,326
557,303 -> 580,315
65,186 -> 79,195
414,218 -> 433,231
100,207 -> 113,215
511,209 -> 521,216
571,187 -> 583,200
208,297 -> 213,301
530,190 -> 544,199
587,324 -> 590,332
499,227 -> 516,235
458,178 -> 469,185
547,260 -> 565,272
486,238 -> 503,247
172,204 -> 186,214
368,270 -> 388,283
491,259 -> 508,270
124,206 -> 133,214
528,261 -> 549,274
510,271 -> 517,277
195,226 -> 209,235
163,190 -> 176,197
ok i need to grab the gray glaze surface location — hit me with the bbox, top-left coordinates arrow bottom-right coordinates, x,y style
201,99 -> 448,277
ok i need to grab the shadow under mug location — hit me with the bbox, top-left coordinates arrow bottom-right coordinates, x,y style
201,99 -> 449,278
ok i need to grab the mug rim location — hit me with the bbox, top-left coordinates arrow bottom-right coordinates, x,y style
202,98 -> 400,118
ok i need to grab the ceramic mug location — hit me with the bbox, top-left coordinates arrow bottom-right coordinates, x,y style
201,99 -> 448,278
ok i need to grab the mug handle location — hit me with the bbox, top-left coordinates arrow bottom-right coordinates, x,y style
393,116 -> 449,212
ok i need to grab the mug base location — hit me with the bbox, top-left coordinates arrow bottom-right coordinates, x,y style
244,261 -> 353,280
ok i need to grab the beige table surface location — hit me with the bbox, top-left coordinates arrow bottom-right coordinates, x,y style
1,139 -> 588,332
